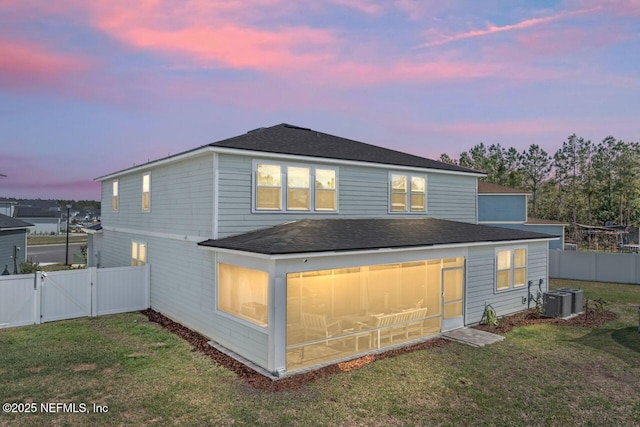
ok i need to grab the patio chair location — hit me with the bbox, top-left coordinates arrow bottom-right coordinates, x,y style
406,307 -> 429,337
301,312 -> 343,346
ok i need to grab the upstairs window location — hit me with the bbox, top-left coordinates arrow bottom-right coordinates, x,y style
254,162 -> 337,212
132,241 -> 147,266
315,169 -> 336,211
287,166 -> 310,210
390,173 -> 427,213
142,173 -> 151,211
112,180 -> 119,212
391,175 -> 407,212
256,164 -> 282,210
496,248 -> 527,291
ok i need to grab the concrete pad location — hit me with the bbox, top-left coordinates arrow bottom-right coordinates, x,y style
442,327 -> 505,347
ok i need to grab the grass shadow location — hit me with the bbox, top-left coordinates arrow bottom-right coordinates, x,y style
571,326 -> 640,366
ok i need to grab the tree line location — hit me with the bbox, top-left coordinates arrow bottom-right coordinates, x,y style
440,135 -> 640,234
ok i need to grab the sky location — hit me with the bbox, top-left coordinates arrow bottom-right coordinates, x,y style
0,0 -> 638,201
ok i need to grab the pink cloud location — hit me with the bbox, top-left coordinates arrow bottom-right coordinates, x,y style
0,38 -> 90,89
417,7 -> 601,48
116,25 -> 337,72
82,1 -> 506,86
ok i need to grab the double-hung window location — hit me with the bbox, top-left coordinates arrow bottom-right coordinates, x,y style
287,166 -> 310,210
315,168 -> 336,210
496,248 -> 526,291
142,173 -> 151,211
256,164 -> 282,210
390,173 -> 426,213
112,180 -> 119,212
254,162 -> 337,212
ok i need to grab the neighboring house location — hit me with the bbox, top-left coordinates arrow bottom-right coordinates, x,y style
11,199 -> 68,235
477,182 -> 567,250
0,214 -> 33,274
82,222 -> 103,267
0,200 -> 16,217
95,123 -> 555,376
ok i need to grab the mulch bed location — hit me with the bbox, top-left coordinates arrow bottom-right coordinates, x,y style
473,308 -> 617,334
141,309 -> 449,391
142,307 -> 616,391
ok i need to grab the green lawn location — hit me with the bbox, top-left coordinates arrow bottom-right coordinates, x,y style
27,235 -> 87,246
1,279 -> 639,426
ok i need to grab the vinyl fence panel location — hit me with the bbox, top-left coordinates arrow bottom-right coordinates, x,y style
0,274 -> 37,328
550,250 -> 640,284
0,265 -> 150,329
95,265 -> 149,315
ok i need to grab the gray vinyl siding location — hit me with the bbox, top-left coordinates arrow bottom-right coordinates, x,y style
217,154 -> 477,237
101,153 -> 214,238
478,194 -> 527,223
465,241 -> 548,324
100,229 -> 269,369
0,230 -> 27,271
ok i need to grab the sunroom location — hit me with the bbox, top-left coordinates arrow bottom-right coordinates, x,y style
199,218 -> 553,375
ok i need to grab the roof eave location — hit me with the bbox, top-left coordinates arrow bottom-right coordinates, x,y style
209,146 -> 485,177
198,237 -> 556,260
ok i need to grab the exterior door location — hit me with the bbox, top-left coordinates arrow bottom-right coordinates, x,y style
441,267 -> 464,332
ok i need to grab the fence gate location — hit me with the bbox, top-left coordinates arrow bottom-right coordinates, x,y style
41,269 -> 92,323
0,265 -> 150,329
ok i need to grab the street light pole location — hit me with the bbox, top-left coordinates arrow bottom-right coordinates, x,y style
65,203 -> 72,265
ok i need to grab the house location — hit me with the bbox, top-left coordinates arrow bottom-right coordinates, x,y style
477,182 -> 567,250
82,222 -> 103,267
95,123 -> 556,376
11,200 -> 65,235
0,214 -> 33,274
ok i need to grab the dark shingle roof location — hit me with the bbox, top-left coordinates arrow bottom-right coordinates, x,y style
210,124 -> 480,174
14,207 -> 61,218
198,218 -> 555,255
0,213 -> 33,229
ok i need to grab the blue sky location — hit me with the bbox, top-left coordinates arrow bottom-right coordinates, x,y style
1,0 -> 638,200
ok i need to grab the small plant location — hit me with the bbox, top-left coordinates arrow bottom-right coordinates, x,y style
481,304 -> 499,327
19,259 -> 40,274
593,297 -> 608,314
532,290 -> 544,318
80,244 -> 88,264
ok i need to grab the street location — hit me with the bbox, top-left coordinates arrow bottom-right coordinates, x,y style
27,243 -> 84,265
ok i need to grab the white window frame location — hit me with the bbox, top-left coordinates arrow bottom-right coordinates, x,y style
112,180 -> 119,212
388,172 -> 427,214
252,160 -> 338,213
131,241 -> 147,266
216,262 -> 269,329
495,246 -> 527,292
142,172 -> 151,212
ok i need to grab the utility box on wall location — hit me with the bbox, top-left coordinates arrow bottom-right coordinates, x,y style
543,291 -> 572,318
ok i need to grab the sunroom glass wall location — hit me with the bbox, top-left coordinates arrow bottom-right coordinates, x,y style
286,258 -> 460,370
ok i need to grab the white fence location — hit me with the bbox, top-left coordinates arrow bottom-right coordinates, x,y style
0,265 -> 150,329
549,250 -> 640,284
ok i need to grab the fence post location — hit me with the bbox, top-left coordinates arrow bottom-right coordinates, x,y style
34,271 -> 42,325
90,267 -> 98,318
145,263 -> 151,309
